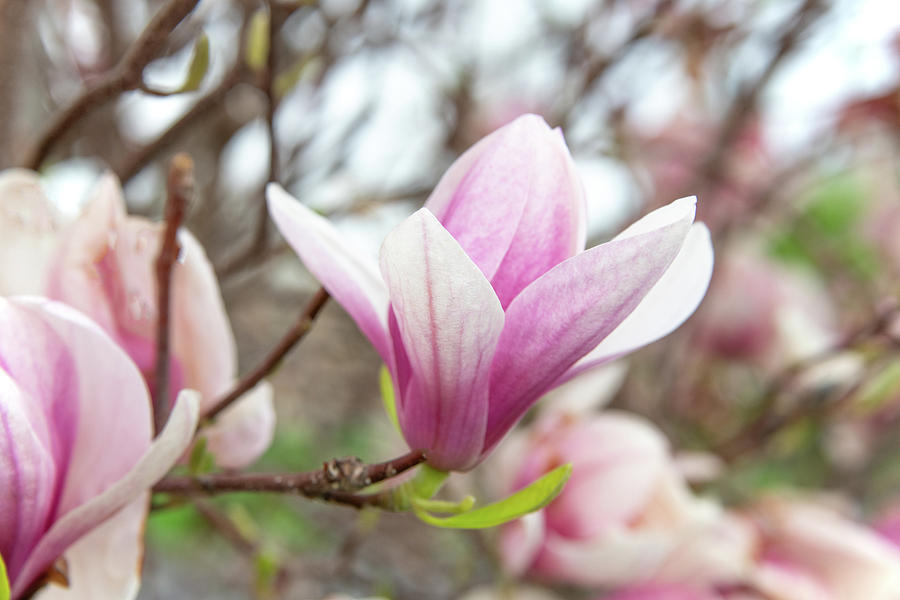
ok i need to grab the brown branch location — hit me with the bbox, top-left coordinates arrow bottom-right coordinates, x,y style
20,0 -> 201,169
114,65 -> 244,182
693,0 -> 825,192
715,302 -> 900,461
203,287 -> 329,421
250,1 -> 283,257
153,449 -> 428,510
153,153 -> 194,434
0,0 -> 27,168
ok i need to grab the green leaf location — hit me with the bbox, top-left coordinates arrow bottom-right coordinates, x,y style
411,464 -> 448,499
0,552 -> 9,600
857,361 -> 900,412
273,54 -> 318,99
187,436 -> 215,475
412,495 -> 475,514
413,464 -> 571,529
178,33 -> 210,92
245,8 -> 270,72
379,365 -> 400,433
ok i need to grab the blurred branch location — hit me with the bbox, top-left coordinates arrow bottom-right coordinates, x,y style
0,0 -> 27,168
153,153 -> 194,435
20,0 -> 201,169
114,64 -> 244,182
715,301 -> 900,461
203,287 -> 329,421
694,0 -> 826,193
153,449 -> 428,509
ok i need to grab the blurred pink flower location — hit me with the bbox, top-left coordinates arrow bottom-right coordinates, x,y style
269,114 -> 713,471
633,115 -> 772,233
0,296 -> 198,599
743,496 -> 900,600
495,412 -> 753,588
0,170 -> 274,469
693,246 -> 836,370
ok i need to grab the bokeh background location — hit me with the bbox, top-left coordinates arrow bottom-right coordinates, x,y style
3,0 -> 900,598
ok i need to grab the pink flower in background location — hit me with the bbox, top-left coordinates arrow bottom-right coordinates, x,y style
0,171 -> 274,468
693,246 -> 836,370
269,114 -> 713,471
742,497 -> 900,600
495,412 -> 753,588
0,296 -> 198,599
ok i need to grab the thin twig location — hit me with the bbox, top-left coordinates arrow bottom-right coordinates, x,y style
203,287 -> 329,421
20,0 -> 200,169
114,65 -> 244,182
715,302 -> 900,461
251,1 -> 282,256
153,449 -> 428,510
692,0 -> 824,193
153,153 -> 194,434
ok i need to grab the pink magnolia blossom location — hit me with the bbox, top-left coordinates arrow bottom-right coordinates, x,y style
742,496 -> 900,600
0,296 -> 199,599
693,245 -> 836,370
0,170 -> 274,468
268,114 -> 713,471
495,412 -> 753,588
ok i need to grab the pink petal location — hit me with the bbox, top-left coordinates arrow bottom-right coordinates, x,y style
425,114 -> 586,307
499,512 -> 546,576
0,369 -> 57,583
45,172 -> 125,337
12,390 -> 199,599
0,169 -> 65,296
379,209 -> 504,471
169,228 -> 238,405
561,221 -> 713,383
267,184 -> 391,363
33,499 -> 146,600
14,299 -> 152,517
202,381 -> 275,469
485,201 -> 696,451
542,414 -> 669,539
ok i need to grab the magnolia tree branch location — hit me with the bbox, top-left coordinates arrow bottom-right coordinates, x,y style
203,287 -> 330,421
153,449 -> 427,509
716,302 -> 900,461
693,0 -> 825,193
20,0 -> 200,169
153,154 -> 194,435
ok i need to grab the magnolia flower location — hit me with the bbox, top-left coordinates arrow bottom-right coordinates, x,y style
1,296 -> 199,599
269,114 -> 713,471
693,246 -> 836,370
742,496 -> 900,600
496,412 -> 753,588
0,170 -> 274,468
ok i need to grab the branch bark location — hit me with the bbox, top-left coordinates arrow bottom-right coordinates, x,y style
20,0 -> 201,169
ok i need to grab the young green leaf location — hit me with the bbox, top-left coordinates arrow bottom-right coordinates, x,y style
413,464 -> 571,529
0,552 -> 9,600
379,365 -> 400,433
178,33 -> 210,92
245,8 -> 270,72
411,464 -> 449,499
411,495 -> 476,515
187,436 -> 215,475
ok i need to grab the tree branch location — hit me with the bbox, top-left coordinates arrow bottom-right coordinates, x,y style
153,449 -> 428,510
20,0 -> 200,169
153,153 -> 194,434
203,287 -> 329,421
